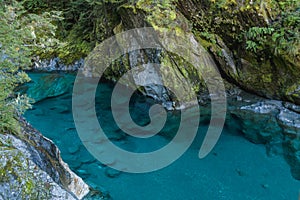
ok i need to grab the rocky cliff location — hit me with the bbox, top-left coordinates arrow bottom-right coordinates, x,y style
81,0 -> 300,180
0,117 -> 90,199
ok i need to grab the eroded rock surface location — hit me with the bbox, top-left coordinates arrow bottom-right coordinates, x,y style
0,117 -> 90,199
228,94 -> 300,179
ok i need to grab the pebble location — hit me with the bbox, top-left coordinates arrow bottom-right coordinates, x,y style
235,168 -> 246,177
105,168 -> 121,178
261,184 -> 269,189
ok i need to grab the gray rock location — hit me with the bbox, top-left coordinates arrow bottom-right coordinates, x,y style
33,57 -> 84,71
283,102 -> 300,114
231,101 -> 282,144
0,117 -> 92,199
0,141 -> 76,200
230,99 -> 300,179
277,108 -> 300,137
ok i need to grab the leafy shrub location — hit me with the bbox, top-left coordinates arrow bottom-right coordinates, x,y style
0,0 -> 61,133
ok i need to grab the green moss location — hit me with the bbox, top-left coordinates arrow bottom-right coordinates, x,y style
119,3 -> 137,14
262,74 -> 272,83
193,31 -> 217,50
113,22 -> 124,34
286,84 -> 299,96
25,179 -> 34,195
0,142 -> 53,199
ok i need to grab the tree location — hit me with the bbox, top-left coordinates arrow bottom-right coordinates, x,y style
0,0 -> 62,133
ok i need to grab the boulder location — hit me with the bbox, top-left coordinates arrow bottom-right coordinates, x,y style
229,98 -> 300,179
0,117 -> 92,199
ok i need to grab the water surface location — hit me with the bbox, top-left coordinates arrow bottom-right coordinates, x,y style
24,73 -> 300,200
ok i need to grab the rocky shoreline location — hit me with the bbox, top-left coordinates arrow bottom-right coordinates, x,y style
0,116 -> 109,199
226,91 -> 300,180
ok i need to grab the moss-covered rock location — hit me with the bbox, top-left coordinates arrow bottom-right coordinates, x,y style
0,117 -> 91,199
0,135 -> 75,200
84,0 -> 227,109
175,0 -> 300,105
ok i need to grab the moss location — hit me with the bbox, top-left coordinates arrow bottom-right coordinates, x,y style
261,74 -> 272,83
0,144 -> 52,199
119,3 -> 137,14
286,84 -> 299,96
25,179 -> 34,195
192,31 -> 218,50
113,22 -> 124,34
104,0 -> 300,104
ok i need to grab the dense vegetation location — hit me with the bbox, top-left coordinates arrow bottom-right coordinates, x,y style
0,0 -> 61,133
21,0 -> 122,63
0,0 -> 299,133
18,0 -> 299,62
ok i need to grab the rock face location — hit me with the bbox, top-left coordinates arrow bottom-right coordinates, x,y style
174,0 -> 300,104
32,57 -> 84,71
84,1 -> 225,110
227,93 -> 300,179
90,0 -> 300,105
0,117 -> 90,199
32,0 -> 299,107
0,135 -> 77,200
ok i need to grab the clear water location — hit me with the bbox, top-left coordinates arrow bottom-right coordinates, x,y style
24,73 -> 300,200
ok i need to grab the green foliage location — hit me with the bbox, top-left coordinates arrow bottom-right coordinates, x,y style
0,0 -> 61,133
245,27 -> 274,53
186,0 -> 299,59
199,32 -> 217,44
244,8 -> 300,57
21,0 -> 123,64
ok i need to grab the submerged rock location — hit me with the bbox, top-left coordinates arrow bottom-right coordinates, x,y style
229,98 -> 300,180
231,101 -> 283,144
26,73 -> 74,103
105,168 -> 121,178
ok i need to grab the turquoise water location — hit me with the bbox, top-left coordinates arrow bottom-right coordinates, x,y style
24,73 -> 300,200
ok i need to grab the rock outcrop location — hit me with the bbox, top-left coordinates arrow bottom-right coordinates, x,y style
82,0 -> 299,108
0,117 -> 90,199
226,92 -> 300,179
32,57 -> 84,71
174,0 -> 300,104
79,0 -> 300,179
